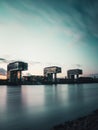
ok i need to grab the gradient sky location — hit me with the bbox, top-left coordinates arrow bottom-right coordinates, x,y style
0,0 -> 98,77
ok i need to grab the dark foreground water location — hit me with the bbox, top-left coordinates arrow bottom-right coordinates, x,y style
0,84 -> 98,130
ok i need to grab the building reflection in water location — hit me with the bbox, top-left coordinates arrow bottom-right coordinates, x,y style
0,86 -> 7,129
0,84 -> 98,130
21,85 -> 45,113
6,86 -> 22,112
43,84 -> 69,107
0,86 -> 7,112
67,84 -> 84,102
1,86 -> 23,130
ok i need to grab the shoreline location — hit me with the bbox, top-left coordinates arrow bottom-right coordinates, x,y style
52,109 -> 98,130
0,79 -> 98,86
0,77 -> 98,85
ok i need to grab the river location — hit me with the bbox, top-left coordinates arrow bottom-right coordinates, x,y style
0,84 -> 98,130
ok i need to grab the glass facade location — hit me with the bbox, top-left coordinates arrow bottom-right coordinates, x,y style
7,61 -> 28,83
44,66 -> 61,75
7,62 -> 28,71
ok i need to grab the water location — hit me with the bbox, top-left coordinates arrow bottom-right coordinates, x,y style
0,84 -> 98,130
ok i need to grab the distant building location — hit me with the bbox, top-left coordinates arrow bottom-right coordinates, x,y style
44,66 -> 61,82
23,75 -> 44,84
67,69 -> 83,80
0,74 -> 7,80
7,61 -> 28,84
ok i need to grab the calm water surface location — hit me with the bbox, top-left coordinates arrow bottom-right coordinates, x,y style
0,84 -> 98,130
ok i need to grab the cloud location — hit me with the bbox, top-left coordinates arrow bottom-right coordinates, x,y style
0,0 -> 97,77
75,64 -> 82,68
1,0 -> 98,39
29,61 -> 41,65
0,57 -> 41,65
68,0 -> 98,38
0,58 -> 6,61
0,58 -> 14,63
0,68 -> 7,75
68,64 -> 82,69
0,58 -> 8,63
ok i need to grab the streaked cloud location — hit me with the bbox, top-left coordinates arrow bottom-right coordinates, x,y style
0,0 -> 98,76
0,68 -> 6,76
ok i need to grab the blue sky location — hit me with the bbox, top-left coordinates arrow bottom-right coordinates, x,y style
0,0 -> 98,77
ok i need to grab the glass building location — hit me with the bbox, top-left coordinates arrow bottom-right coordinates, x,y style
44,66 -> 61,82
7,61 -> 28,84
67,69 -> 83,79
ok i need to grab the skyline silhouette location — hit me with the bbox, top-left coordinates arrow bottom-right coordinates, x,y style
0,0 -> 98,77
0,59 -> 98,80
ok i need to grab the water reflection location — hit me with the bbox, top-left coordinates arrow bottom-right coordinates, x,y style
0,84 -> 98,130
0,86 -> 7,125
67,84 -> 84,101
0,86 -> 7,111
21,85 -> 45,108
21,86 -> 44,112
44,84 -> 69,107
6,86 -> 22,114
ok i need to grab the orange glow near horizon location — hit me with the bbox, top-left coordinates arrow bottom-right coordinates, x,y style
0,75 -> 7,80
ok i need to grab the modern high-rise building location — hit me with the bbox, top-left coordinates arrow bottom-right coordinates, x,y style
7,61 -> 28,84
67,69 -> 83,79
44,66 -> 61,82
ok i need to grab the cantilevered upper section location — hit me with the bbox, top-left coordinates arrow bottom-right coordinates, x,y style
7,61 -> 28,84
7,61 -> 28,71
44,66 -> 61,76
44,66 -> 61,82
67,69 -> 82,75
67,69 -> 83,79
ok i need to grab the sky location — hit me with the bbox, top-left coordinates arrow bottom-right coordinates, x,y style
0,0 -> 98,77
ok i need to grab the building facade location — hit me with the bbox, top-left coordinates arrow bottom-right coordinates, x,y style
67,69 -> 83,80
44,66 -> 61,82
7,61 -> 28,84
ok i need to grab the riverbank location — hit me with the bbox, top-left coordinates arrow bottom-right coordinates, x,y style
52,109 -> 98,130
0,79 -> 98,85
